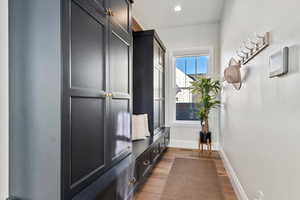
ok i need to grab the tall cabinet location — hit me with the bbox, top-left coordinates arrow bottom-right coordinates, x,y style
133,30 -> 166,135
10,0 -> 134,199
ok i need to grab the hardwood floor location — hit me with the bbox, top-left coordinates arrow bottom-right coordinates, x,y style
134,148 -> 237,200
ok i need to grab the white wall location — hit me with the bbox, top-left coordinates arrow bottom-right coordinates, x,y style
156,24 -> 221,149
220,0 -> 300,199
0,0 -> 9,199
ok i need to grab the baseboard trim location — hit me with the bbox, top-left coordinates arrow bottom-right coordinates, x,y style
169,139 -> 219,150
219,148 -> 249,200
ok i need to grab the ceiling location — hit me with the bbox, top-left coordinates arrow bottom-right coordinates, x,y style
132,0 -> 225,29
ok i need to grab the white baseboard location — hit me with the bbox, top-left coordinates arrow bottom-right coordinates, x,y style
219,148 -> 249,200
169,139 -> 219,150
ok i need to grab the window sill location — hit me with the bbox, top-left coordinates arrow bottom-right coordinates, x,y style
171,121 -> 201,128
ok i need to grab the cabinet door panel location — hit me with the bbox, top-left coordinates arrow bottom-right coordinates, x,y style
110,99 -> 131,161
153,67 -> 160,99
116,161 -> 135,200
137,151 -> 151,180
159,70 -> 164,99
62,0 -> 109,198
110,32 -> 130,94
96,182 -> 117,200
110,0 -> 130,34
153,100 -> 160,130
71,2 -> 105,90
154,41 -> 160,68
93,0 -> 105,9
73,0 -> 107,18
71,97 -> 106,185
160,100 -> 165,127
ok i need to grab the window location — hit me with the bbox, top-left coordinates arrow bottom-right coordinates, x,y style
175,56 -> 208,121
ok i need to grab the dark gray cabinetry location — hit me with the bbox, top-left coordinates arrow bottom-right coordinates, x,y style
63,1 -> 109,197
73,155 -> 136,200
63,0 -> 133,198
133,30 -> 166,135
10,0 -> 133,199
132,128 -> 170,189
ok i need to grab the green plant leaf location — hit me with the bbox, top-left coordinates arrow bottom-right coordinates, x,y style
190,77 -> 221,132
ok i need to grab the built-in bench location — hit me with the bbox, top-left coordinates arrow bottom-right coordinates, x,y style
132,127 -> 170,191
69,128 -> 170,200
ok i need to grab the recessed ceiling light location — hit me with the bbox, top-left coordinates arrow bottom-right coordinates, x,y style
174,5 -> 182,12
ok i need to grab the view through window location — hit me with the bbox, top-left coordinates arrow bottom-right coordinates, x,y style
175,56 -> 208,121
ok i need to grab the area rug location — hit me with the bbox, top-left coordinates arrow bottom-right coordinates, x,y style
160,158 -> 223,200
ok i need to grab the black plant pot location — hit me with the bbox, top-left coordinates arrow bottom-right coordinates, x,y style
200,131 -> 212,144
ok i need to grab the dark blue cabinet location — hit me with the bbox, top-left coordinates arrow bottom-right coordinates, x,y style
10,0 -> 133,199
62,0 -> 133,199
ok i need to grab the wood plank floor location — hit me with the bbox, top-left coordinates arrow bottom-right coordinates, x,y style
134,148 -> 237,200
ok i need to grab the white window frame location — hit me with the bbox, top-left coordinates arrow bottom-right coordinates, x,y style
168,47 -> 215,127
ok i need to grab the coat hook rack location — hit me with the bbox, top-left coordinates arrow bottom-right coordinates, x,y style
236,32 -> 270,65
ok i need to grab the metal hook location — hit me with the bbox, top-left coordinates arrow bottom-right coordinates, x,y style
250,40 -> 258,46
255,33 -> 265,39
255,32 -> 267,45
236,50 -> 244,58
243,41 -> 253,53
240,47 -> 248,55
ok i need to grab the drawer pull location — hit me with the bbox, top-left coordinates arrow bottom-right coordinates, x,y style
105,8 -> 114,16
128,177 -> 136,185
143,160 -> 150,166
153,150 -> 159,154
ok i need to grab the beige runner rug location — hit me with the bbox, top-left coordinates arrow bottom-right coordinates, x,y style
160,158 -> 223,200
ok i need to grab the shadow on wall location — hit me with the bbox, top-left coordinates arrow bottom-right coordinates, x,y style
240,65 -> 250,83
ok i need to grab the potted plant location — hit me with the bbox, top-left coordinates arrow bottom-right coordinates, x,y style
191,77 -> 221,151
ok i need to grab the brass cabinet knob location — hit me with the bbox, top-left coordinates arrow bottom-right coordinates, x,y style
128,177 -> 136,185
110,9 -> 114,16
105,8 -> 114,16
143,160 -> 150,166
105,8 -> 110,16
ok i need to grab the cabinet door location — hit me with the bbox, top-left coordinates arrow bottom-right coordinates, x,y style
154,41 -> 160,68
62,0 -> 109,198
96,182 -> 117,200
137,151 -> 151,181
153,67 -> 160,100
165,131 -> 170,146
110,0 -> 132,38
153,100 -> 160,131
159,69 -> 165,127
116,161 -> 136,200
150,144 -> 160,163
109,99 -> 131,164
108,0 -> 132,164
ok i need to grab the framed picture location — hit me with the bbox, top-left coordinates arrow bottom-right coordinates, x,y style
269,47 -> 289,78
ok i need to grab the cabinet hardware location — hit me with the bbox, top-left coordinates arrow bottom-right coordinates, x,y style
110,9 -> 115,16
128,177 -> 136,185
105,8 -> 110,16
153,150 -> 159,154
105,8 -> 114,16
143,160 -> 150,166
